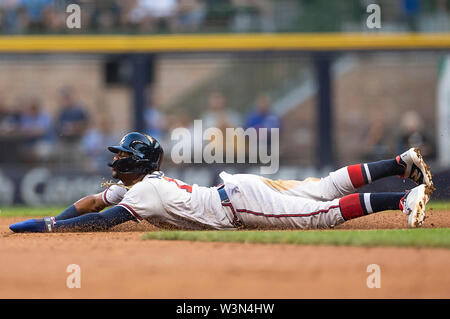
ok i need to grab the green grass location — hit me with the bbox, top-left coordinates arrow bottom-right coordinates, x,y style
0,206 -> 66,217
428,201 -> 450,211
142,228 -> 450,248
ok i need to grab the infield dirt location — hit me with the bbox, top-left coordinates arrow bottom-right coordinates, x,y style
1,210 -> 450,298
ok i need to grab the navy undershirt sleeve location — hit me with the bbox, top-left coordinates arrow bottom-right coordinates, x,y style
53,206 -> 135,232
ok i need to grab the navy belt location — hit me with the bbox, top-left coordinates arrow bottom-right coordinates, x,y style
218,186 -> 229,202
217,186 -> 242,228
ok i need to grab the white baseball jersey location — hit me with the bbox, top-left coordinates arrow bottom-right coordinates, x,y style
101,167 -> 357,230
102,171 -> 235,230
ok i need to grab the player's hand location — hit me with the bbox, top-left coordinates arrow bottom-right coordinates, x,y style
9,218 -> 47,233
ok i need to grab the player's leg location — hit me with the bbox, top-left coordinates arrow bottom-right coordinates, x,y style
284,147 -> 434,201
229,174 -> 429,229
339,184 -> 429,228
230,189 -> 346,230
344,147 -> 433,190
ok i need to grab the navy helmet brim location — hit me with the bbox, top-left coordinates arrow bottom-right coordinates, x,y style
108,145 -> 133,154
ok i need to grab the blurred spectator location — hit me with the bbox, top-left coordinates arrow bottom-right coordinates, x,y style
18,97 -> 53,161
19,97 -> 52,142
0,0 -> 25,33
245,93 -> 280,131
402,0 -> 420,32
54,87 -> 90,166
231,0 -> 275,32
175,0 -> 207,32
431,0 -> 450,32
0,95 -> 9,127
128,0 -> 178,32
201,91 -> 242,159
0,97 -> 22,135
81,117 -> 120,171
55,87 -> 89,143
40,1 -> 69,32
144,91 -> 167,142
203,0 -> 235,29
0,96 -> 22,163
90,0 -> 122,32
396,110 -> 436,159
244,93 -> 280,149
19,0 -> 53,32
202,91 -> 242,129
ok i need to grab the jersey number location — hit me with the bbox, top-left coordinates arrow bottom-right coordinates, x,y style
163,176 -> 192,193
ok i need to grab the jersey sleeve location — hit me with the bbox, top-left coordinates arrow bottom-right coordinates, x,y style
117,182 -> 165,222
102,184 -> 128,206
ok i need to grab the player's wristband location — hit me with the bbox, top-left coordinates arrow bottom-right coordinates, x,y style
43,217 -> 56,232
54,205 -> 79,221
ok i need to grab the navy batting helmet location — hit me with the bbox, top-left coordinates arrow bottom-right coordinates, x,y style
108,132 -> 164,174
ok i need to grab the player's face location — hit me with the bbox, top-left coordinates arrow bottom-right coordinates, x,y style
111,151 -> 132,178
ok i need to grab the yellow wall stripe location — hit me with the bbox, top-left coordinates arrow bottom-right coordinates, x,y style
1,33 -> 450,52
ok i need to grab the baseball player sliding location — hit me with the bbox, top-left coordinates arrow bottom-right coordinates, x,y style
10,132 -> 434,233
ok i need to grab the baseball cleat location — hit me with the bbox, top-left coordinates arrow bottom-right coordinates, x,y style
399,184 -> 430,228
396,148 -> 435,191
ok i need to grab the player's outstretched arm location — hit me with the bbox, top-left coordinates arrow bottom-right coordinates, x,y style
54,193 -> 109,221
9,206 -> 134,233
